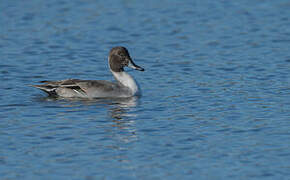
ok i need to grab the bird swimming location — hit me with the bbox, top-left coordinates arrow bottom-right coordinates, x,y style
32,46 -> 145,98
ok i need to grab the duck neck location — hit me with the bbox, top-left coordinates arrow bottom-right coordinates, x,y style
111,71 -> 139,95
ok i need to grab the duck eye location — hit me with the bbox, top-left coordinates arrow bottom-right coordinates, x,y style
119,53 -> 125,58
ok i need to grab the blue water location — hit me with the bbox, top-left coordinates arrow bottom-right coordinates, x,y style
1,0 -> 290,179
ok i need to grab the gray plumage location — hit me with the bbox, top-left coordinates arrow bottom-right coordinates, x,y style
32,47 -> 144,98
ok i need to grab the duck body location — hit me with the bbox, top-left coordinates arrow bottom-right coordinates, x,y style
33,47 -> 144,98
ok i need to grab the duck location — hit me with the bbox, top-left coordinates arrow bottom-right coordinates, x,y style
32,46 -> 145,98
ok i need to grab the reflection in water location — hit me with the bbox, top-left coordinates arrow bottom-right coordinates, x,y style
33,95 -> 139,169
34,95 -> 139,119
108,96 -> 138,120
106,97 -> 139,168
34,96 -> 139,123
107,97 -> 139,145
34,95 -> 139,142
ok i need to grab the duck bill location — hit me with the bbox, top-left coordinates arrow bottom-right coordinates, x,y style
128,59 -> 145,71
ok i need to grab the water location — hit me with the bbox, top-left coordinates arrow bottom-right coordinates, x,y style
1,0 -> 290,179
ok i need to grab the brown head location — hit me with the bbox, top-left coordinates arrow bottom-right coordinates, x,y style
108,46 -> 144,72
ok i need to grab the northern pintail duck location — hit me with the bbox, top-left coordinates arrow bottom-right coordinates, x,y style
33,46 -> 144,98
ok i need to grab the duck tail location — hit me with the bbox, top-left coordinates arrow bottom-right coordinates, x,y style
31,84 -> 57,96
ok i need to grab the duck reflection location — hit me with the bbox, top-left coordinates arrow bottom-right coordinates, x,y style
108,96 -> 138,120
34,94 -> 139,127
33,95 -> 139,163
106,97 -> 139,149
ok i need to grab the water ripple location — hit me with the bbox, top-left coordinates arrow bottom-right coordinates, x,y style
1,0 -> 290,179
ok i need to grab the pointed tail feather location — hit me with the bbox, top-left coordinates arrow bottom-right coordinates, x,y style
31,84 -> 57,96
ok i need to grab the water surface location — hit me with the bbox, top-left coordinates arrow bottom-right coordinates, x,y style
1,0 -> 290,179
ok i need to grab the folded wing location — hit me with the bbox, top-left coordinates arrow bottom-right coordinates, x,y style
32,79 -> 117,97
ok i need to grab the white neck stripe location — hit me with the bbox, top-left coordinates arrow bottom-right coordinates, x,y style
111,71 -> 139,96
